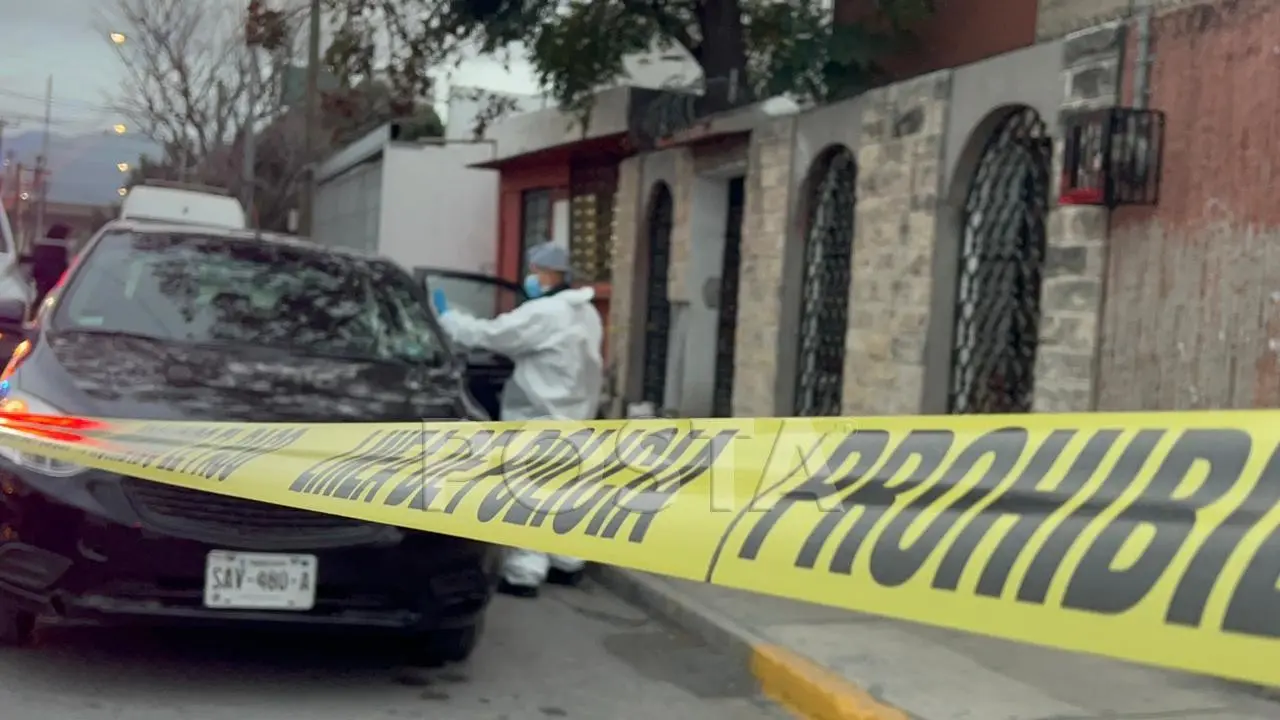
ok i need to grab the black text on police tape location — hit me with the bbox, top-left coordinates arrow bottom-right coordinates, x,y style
726,426 -> 1280,639
288,426 -> 736,543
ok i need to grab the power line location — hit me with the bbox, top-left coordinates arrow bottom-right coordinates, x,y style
0,88 -> 126,135
0,88 -> 117,114
0,106 -> 156,141
0,109 -> 81,127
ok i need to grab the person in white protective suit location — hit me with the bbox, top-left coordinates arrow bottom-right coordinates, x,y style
432,242 -> 603,598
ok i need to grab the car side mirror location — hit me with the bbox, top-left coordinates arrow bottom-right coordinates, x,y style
0,298 -> 29,327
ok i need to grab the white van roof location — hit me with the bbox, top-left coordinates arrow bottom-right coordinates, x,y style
120,181 -> 248,230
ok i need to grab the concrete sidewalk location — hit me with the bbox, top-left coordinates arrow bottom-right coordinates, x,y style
592,567 -> 1280,720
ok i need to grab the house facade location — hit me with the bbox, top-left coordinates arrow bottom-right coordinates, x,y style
609,0 -> 1262,418
476,87 -> 682,369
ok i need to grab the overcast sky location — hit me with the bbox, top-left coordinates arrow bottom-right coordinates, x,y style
0,0 -> 544,136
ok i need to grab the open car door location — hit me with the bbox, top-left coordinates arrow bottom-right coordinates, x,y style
415,267 -> 528,421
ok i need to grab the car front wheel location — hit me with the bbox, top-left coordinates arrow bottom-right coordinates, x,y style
406,616 -> 485,666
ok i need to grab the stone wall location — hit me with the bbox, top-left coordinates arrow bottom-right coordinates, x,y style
605,155 -> 644,416
842,72 -> 950,415
607,37 -> 1085,418
1031,22 -> 1125,412
667,150 -> 697,305
731,118 -> 796,418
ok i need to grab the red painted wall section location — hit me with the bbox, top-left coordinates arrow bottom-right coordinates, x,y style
494,160 -> 613,364
496,163 -> 570,284
1099,0 -> 1280,410
834,0 -> 1037,81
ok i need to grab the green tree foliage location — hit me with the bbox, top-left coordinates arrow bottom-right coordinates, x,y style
322,80 -> 445,147
324,0 -> 932,119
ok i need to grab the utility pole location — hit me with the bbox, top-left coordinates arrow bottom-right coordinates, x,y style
1,152 -> 11,197
33,75 -> 53,248
0,122 -> 8,198
298,0 -> 321,237
9,163 -> 22,243
0,117 -> 21,174
11,163 -> 22,207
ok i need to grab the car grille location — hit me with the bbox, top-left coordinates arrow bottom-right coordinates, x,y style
121,478 -> 393,549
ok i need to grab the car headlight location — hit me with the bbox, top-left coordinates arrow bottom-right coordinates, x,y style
0,391 -> 88,477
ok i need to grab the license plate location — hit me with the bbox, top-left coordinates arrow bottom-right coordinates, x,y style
203,551 -> 317,611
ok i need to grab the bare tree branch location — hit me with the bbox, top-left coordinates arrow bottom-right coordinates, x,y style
100,0 -> 302,158
99,0 -> 309,229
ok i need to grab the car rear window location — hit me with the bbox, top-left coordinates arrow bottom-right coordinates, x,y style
51,230 -> 446,364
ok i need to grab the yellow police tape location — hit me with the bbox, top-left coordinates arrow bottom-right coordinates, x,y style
0,412 -> 1278,687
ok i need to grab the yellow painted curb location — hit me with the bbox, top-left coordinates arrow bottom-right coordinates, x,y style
751,643 -> 909,720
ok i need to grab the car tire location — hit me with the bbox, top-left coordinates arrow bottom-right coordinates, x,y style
0,605 -> 35,647
406,617 -> 485,667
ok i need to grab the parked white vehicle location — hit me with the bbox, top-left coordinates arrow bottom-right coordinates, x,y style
0,202 -> 34,308
120,181 -> 247,229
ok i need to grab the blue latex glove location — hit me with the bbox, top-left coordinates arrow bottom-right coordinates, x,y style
431,289 -> 449,315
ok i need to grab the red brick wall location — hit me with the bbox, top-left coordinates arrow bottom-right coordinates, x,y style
834,0 -> 1038,80
1099,0 -> 1280,410
1113,0 -> 1280,231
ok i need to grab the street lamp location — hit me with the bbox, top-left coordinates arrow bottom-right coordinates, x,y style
109,32 -> 126,44
117,187 -> 128,196
117,162 -> 130,172
112,124 -> 126,134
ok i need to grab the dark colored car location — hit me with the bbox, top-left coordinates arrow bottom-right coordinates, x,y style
0,221 -> 517,663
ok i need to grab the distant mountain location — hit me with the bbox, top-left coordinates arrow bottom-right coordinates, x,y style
4,130 -> 161,206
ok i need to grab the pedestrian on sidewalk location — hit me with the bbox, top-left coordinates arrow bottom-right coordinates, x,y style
431,241 -> 604,597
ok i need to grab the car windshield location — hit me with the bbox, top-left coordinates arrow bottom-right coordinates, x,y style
51,230 -> 446,365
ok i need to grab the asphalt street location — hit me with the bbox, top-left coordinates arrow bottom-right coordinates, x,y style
0,579 -> 787,720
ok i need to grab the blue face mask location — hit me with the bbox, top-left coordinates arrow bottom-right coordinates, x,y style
523,274 -> 544,299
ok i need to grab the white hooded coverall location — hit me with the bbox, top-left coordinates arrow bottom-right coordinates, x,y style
438,286 -> 604,589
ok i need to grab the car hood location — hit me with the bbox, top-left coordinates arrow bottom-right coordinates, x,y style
15,332 -> 461,422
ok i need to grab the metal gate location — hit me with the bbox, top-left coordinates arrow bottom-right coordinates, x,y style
568,162 -> 619,283
712,177 -> 745,418
949,107 -> 1052,414
640,184 -> 674,407
794,148 -> 857,416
